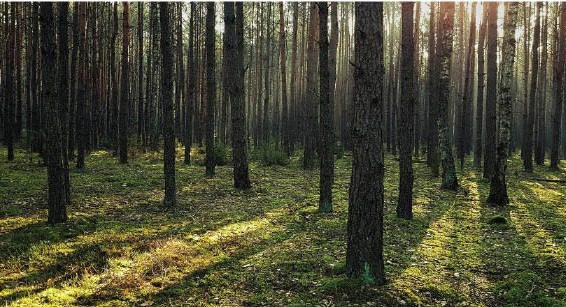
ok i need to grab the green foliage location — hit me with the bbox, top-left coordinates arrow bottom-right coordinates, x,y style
214,143 -> 230,166
254,144 -> 289,166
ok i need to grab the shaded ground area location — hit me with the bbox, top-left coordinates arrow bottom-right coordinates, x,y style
1,148 -> 565,306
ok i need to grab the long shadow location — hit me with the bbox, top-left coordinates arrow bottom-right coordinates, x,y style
0,243 -> 108,303
0,218 -> 98,264
475,174 -> 565,306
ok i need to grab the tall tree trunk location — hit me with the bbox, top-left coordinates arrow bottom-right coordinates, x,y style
438,2 -> 458,190
119,2 -> 130,164
205,3 -> 216,177
289,3 -> 299,154
484,2 -> 498,179
459,2 -> 476,169
427,2 -> 439,176
185,3 -> 196,165
319,2 -> 333,212
159,3 -> 176,208
535,5 -> 548,165
58,2 -> 71,208
413,2 -> 421,157
397,2 -> 415,219
551,3 -> 566,170
280,3 -> 290,155
474,4 -> 488,169
346,2 -> 385,286
523,3 -> 541,172
41,2 -> 69,224
4,3 -> 15,161
488,2 -> 519,206
76,3 -> 88,170
303,4 -> 318,170
137,3 -> 144,143
68,4 -> 79,161
228,2 -> 251,190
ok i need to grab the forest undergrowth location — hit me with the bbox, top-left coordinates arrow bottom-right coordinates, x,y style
0,147 -> 565,306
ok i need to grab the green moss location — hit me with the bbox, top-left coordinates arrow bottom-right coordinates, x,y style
0,148 -> 564,306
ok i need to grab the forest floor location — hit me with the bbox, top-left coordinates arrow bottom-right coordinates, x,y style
0,147 -> 565,307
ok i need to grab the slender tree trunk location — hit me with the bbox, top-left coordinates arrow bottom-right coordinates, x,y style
289,3 -> 299,154
303,4 -> 318,170
397,2 -> 415,219
76,3 -> 88,170
318,2 -> 333,212
535,5 -> 548,165
427,2 -> 440,176
4,3 -> 15,161
346,2 -> 385,286
159,3 -> 176,208
484,2 -> 498,179
438,2 -> 458,190
58,2 -> 71,207
280,3 -> 290,155
185,3 -> 196,165
474,4 -> 488,169
205,3 -> 216,177
41,2 -> 69,224
228,2 -> 251,190
523,3 -> 541,173
488,2 -> 519,206
459,2 -> 476,169
137,3 -> 144,144
551,3 -> 566,170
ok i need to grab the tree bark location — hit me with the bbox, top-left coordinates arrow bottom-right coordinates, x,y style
484,2 -> 498,179
185,3 -> 196,165
119,2 -> 130,164
488,2 -> 519,206
523,3 -> 541,173
474,4 -> 488,169
303,4 -> 318,170
438,2 -> 458,190
551,3 -> 566,170
205,3 -> 216,177
459,2 -> 476,169
346,2 -> 385,285
41,2 -> 69,224
397,2 -> 415,219
318,2 -> 333,212
427,2 -> 440,176
160,3 -> 176,208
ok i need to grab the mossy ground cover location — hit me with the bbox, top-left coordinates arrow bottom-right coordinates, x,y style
1,147 -> 565,306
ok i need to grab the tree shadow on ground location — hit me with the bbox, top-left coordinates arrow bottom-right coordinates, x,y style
474,173 -> 566,306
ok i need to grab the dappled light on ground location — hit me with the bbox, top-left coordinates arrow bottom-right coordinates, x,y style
1,148 -> 565,306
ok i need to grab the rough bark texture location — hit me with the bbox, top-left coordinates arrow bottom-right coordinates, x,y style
4,3 -> 15,161
397,2 -> 415,219
551,3 -> 566,170
58,2 -> 71,208
205,3 -> 216,177
41,2 -> 69,224
160,3 -> 176,208
280,3 -> 290,155
488,3 -> 518,206
437,2 -> 458,190
535,6 -> 548,166
119,3 -> 130,164
231,2 -> 251,190
484,2 -> 498,179
319,2 -> 333,213
76,3 -> 87,170
459,2 -> 476,169
427,3 -> 440,177
185,3 -> 196,165
346,2 -> 385,285
474,4 -> 488,169
137,3 -> 144,143
303,4 -> 318,170
523,3 -> 541,173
